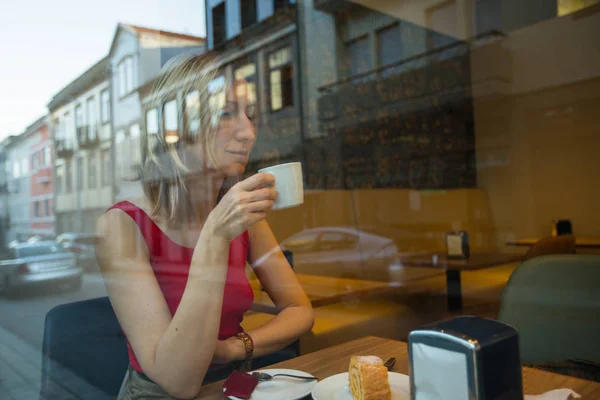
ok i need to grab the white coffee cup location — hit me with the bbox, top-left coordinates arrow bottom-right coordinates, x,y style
258,162 -> 304,210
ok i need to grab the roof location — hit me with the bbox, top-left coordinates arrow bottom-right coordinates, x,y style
24,116 -> 47,135
124,24 -> 206,43
47,56 -> 109,111
109,23 -> 206,55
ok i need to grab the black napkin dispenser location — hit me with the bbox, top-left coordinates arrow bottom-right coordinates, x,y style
408,316 -> 523,400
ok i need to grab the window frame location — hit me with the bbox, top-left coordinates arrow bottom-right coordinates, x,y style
101,89 -> 111,124
101,149 -> 111,187
117,55 -> 136,99
212,2 -> 227,46
240,0 -> 258,30
65,161 -> 72,193
86,95 -> 97,140
56,164 -> 63,194
183,91 -> 201,141
88,153 -> 97,189
345,35 -> 371,78
376,23 -> 402,68
233,54 -> 259,122
162,98 -> 180,144
266,44 -> 295,114
145,106 -> 161,152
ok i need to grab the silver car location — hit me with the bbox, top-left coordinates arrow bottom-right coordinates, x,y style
280,227 -> 399,281
56,233 -> 98,271
0,241 -> 82,298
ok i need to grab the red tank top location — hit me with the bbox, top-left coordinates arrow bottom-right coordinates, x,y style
106,201 -> 254,373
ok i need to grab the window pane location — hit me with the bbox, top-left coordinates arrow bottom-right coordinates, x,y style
212,3 -> 226,44
346,36 -> 371,76
65,161 -> 72,192
164,100 -> 179,143
130,124 -> 141,167
270,69 -> 283,111
102,149 -> 110,186
268,47 -> 292,69
88,154 -> 96,189
184,91 -> 201,138
101,89 -> 110,122
77,156 -> 84,190
378,24 -> 402,67
118,63 -> 126,97
208,75 -> 226,124
75,104 -> 83,127
146,108 -> 160,151
44,147 -> 51,165
270,65 -> 293,111
126,57 -> 134,92
241,0 -> 257,30
87,97 -> 96,139
115,130 -> 125,178
234,63 -> 257,104
56,165 -> 63,194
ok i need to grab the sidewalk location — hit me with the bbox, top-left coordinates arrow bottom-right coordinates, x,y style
0,324 -> 43,399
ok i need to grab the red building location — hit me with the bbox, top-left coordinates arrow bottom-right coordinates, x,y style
28,117 -> 55,238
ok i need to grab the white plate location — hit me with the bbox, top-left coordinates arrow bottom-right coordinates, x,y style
224,369 -> 317,400
311,372 -> 410,400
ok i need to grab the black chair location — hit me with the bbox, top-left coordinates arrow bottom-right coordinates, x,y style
40,296 -> 128,400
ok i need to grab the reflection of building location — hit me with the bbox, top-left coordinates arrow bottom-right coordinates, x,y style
202,0 -> 304,173
108,24 -> 206,201
48,57 -> 112,234
27,117 -> 55,237
2,126 -> 44,242
0,136 -> 18,248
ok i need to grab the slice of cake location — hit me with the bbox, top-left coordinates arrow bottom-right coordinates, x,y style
349,356 -> 392,400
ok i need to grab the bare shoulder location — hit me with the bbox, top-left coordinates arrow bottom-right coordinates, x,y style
95,199 -> 150,263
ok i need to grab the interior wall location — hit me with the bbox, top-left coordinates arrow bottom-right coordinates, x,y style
473,10 -> 600,245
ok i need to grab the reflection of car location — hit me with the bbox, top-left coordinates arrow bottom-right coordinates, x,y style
0,241 -> 82,298
56,233 -> 98,271
279,227 -> 398,281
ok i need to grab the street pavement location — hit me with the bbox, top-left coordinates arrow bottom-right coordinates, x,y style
0,273 -> 107,400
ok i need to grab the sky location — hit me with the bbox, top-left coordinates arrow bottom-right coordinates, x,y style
0,0 -> 206,140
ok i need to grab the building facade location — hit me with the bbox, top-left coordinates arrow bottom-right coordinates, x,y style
108,24 -> 206,201
48,57 -> 113,235
27,117 -> 55,237
3,129 -> 41,242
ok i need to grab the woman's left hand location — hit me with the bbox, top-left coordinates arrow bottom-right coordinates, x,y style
213,338 -> 245,365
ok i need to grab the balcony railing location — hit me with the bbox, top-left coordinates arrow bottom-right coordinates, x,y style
317,30 -> 506,122
55,138 -> 74,159
319,30 -> 505,94
77,125 -> 99,149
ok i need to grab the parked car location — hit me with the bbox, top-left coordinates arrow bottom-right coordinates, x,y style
56,233 -> 98,271
279,227 -> 399,281
0,241 -> 82,298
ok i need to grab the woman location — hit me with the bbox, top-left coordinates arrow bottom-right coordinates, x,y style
95,54 -> 314,399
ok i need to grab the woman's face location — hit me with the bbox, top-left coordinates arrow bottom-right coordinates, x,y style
212,80 -> 257,177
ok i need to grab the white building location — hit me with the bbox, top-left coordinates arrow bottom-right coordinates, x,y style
48,57 -> 113,234
2,131 -> 40,242
108,24 -> 206,201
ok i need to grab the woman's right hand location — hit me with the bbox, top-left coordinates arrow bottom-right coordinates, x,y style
205,173 -> 277,241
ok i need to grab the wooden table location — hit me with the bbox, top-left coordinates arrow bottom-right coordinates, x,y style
250,274 -> 396,314
506,237 -> 600,249
398,252 -> 523,311
197,336 -> 600,399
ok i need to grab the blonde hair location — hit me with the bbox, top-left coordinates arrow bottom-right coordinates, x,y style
141,52 -> 234,226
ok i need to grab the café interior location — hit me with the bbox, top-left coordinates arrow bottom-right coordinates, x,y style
19,0 -> 600,399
